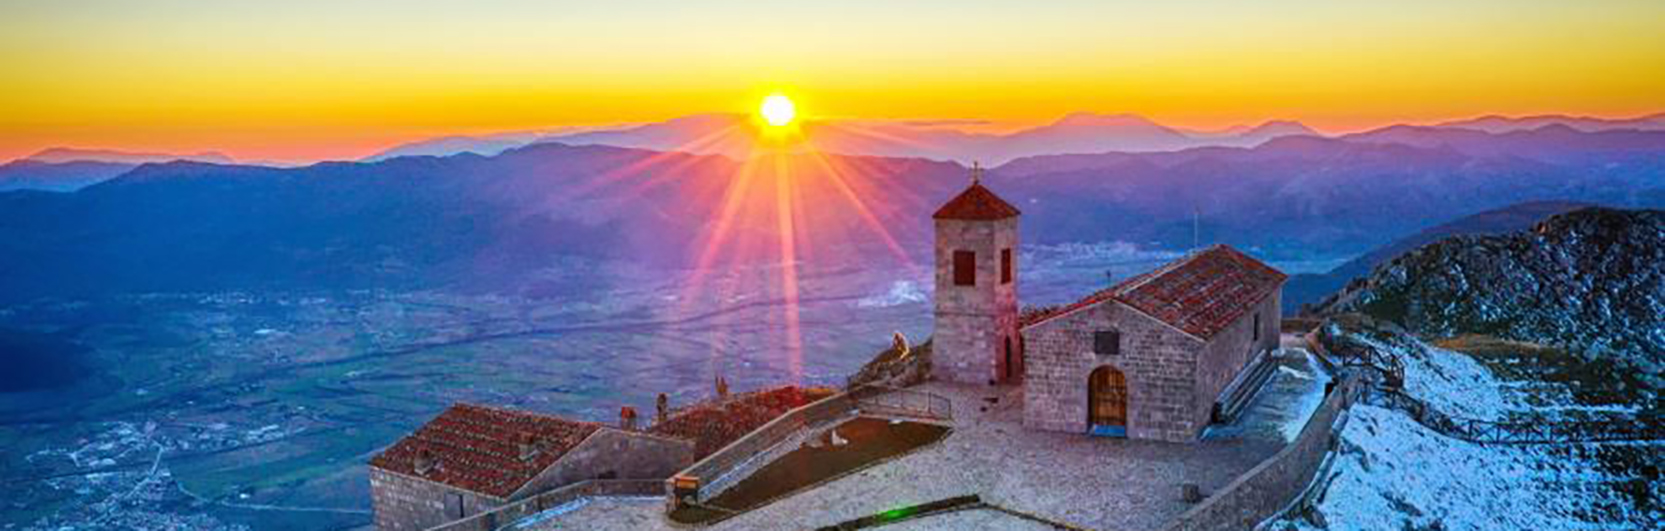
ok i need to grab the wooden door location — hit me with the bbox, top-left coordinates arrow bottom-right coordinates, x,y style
1089,366 -> 1127,427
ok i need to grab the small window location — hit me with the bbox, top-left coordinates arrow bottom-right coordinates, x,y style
1001,248 -> 1013,284
1094,330 -> 1121,356
1253,313 -> 1261,341
953,250 -> 976,286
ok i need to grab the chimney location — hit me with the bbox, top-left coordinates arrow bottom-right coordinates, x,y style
414,449 -> 437,476
518,433 -> 540,462
620,406 -> 638,431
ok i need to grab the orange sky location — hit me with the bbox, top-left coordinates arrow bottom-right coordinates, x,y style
3,0 -> 1662,164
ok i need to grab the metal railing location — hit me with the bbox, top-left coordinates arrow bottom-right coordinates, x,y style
849,385 -> 954,423
1358,386 -> 1664,445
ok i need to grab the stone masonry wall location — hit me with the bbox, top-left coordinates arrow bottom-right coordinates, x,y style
1192,290 -> 1283,428
1163,377 -> 1353,531
370,429 -> 693,531
369,468 -> 502,531
1022,300 -> 1204,442
933,217 -> 1019,385
510,428 -> 696,500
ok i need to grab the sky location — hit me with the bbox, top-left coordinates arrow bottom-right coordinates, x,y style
3,0 -> 1663,163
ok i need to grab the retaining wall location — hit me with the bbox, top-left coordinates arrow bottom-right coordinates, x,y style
424,479 -> 661,531
669,391 -> 861,503
1158,376 -> 1355,531
666,385 -> 955,506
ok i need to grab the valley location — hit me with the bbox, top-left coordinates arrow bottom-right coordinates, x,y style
0,243 -> 1250,530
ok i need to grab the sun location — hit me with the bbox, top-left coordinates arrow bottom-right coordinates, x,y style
760,94 -> 796,127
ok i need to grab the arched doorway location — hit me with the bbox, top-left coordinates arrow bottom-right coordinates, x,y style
1088,366 -> 1128,434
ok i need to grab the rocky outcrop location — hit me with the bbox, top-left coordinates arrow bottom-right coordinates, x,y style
846,336 -> 933,389
1315,208 -> 1664,375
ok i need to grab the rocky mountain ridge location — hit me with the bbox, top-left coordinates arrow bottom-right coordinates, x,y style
1316,208 -> 1664,375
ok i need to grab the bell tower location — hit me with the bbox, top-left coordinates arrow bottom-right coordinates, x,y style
932,163 -> 1022,385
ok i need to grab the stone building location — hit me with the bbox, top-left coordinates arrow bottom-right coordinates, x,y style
367,403 -> 695,530
930,175 -> 1285,443
931,168 -> 1022,385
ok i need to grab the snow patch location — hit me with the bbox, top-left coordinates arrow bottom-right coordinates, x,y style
856,281 -> 927,308
1289,405 -> 1646,531
1349,334 -> 1514,420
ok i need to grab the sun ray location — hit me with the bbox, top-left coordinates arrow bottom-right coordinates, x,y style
818,120 -> 956,156
687,151 -> 762,289
802,141 -> 917,270
771,150 -> 804,382
835,153 -> 938,214
568,123 -> 745,199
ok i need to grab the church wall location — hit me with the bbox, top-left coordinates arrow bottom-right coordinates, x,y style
369,468 -> 502,531
1021,301 -> 1204,442
1191,289 -> 1284,428
370,430 -> 694,530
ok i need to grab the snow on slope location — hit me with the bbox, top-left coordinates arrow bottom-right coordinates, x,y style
1270,330 -> 1661,530
1348,333 -> 1513,420
1297,405 -> 1654,530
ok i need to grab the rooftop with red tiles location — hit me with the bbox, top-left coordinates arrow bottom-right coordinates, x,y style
368,403 -> 603,498
932,182 -> 1021,221
1022,244 -> 1286,339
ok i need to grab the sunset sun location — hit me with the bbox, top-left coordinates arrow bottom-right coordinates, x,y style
760,94 -> 796,127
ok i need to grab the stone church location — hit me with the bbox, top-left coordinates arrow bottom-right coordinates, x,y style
932,172 -> 1285,442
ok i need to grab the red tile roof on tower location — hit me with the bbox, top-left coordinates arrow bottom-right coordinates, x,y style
933,182 -> 1021,220
368,403 -> 602,498
1021,244 -> 1286,339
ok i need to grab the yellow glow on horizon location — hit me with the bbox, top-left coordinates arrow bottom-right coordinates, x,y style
1,1 -> 1662,162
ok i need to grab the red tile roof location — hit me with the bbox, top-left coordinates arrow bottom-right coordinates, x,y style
369,403 -> 602,498
933,182 -> 1021,220
647,386 -> 818,458
1022,245 -> 1286,339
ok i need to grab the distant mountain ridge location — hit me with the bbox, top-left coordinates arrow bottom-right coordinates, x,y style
0,160 -> 138,192
0,148 -> 241,192
982,128 -> 1665,258
23,147 -> 234,165
367,112 -> 1322,166
0,144 -> 966,302
4,125 -> 1665,304
1435,112 -> 1665,133
1339,124 -> 1665,163
363,111 -> 1662,167
362,125 -> 633,162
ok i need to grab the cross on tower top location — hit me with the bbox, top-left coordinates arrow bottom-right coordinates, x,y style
971,161 -> 983,185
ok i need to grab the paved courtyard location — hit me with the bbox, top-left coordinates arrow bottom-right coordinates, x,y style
527,339 -> 1327,530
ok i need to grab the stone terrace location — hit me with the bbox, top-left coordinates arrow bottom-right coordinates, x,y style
525,343 -> 1328,530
